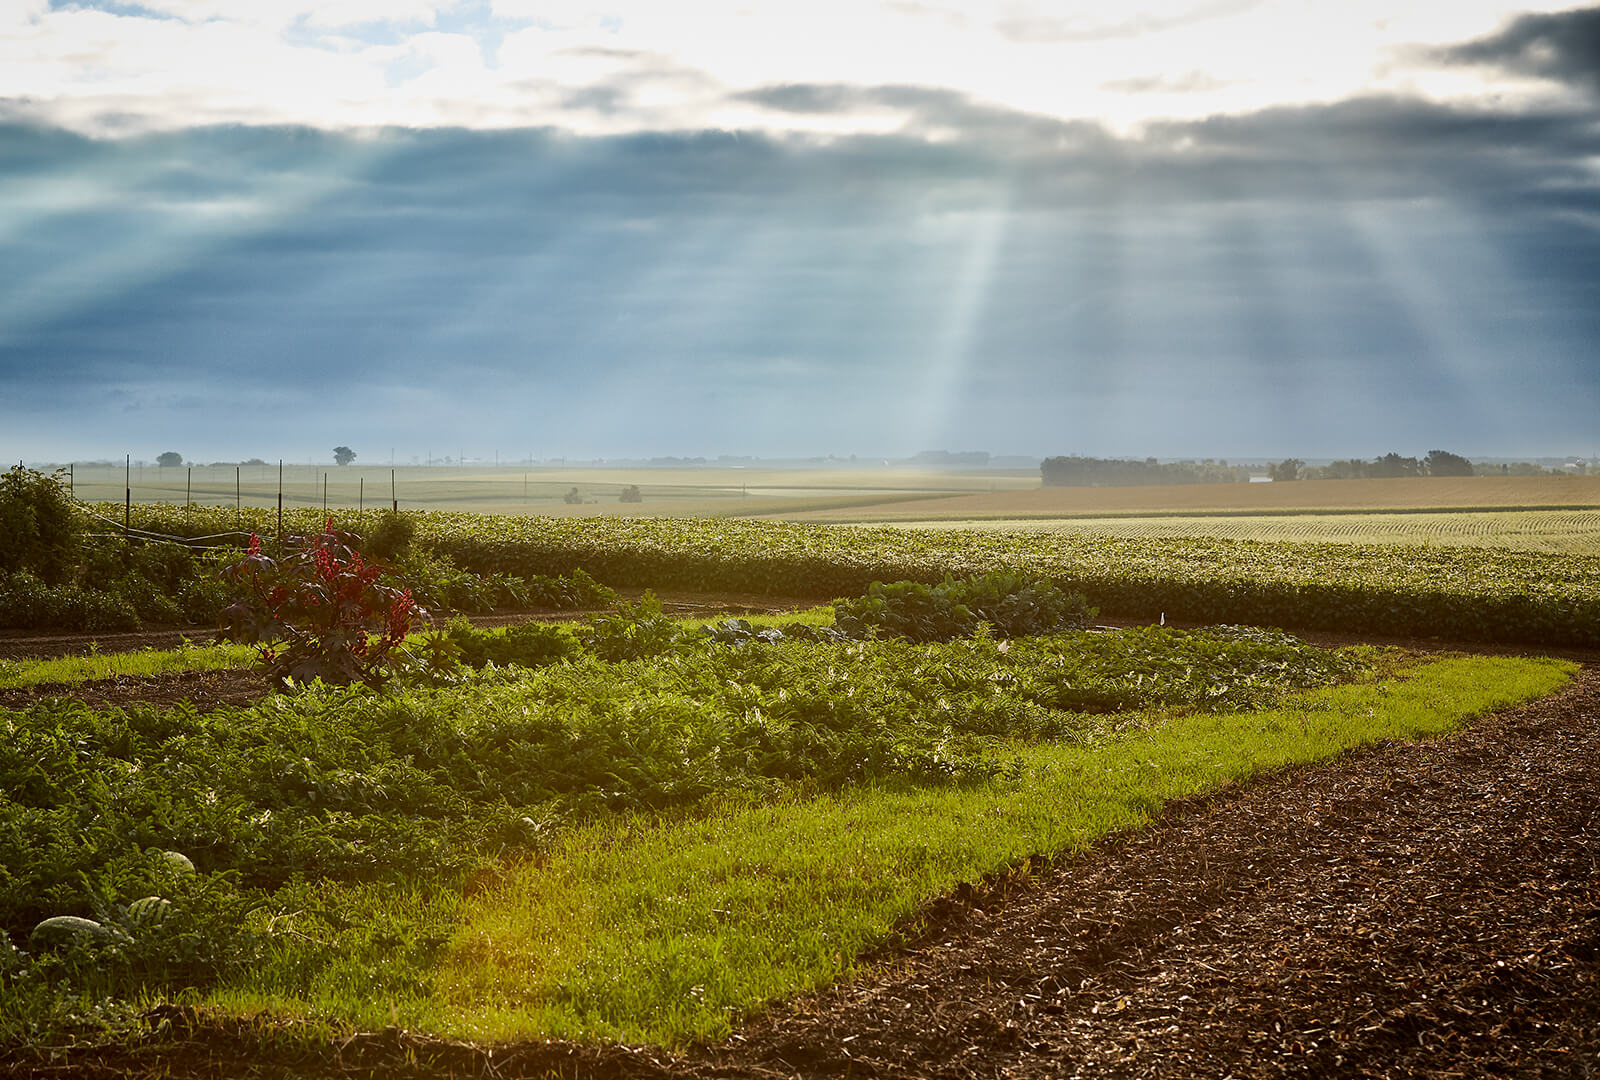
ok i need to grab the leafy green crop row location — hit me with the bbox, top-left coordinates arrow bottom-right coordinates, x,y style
0,626 -> 1360,943
123,505 -> 1600,645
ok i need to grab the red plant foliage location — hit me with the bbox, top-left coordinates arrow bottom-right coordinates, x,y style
218,519 -> 427,689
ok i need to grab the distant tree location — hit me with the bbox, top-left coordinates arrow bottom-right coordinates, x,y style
1423,449 -> 1474,477
1320,459 -> 1367,479
619,485 -> 643,503
333,446 -> 356,466
156,451 -> 183,468
1269,459 -> 1303,482
1041,456 -> 1251,487
1370,452 -> 1421,478
563,487 -> 583,505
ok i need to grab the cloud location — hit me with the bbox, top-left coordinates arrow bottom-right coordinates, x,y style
4,17 -> 1600,460
7,1 -> 1583,139
1433,4 -> 1600,94
992,0 -> 1262,44
1100,72 -> 1231,94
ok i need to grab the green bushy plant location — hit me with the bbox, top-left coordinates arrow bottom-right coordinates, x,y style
524,567 -> 616,609
361,512 -> 416,561
0,572 -> 139,631
388,548 -> 615,616
577,591 -> 691,661
700,618 -> 848,645
389,547 -> 495,613
833,571 -> 1095,643
0,466 -> 82,584
443,617 -> 580,668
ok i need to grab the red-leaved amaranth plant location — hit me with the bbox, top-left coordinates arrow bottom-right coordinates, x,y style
219,520 -> 428,689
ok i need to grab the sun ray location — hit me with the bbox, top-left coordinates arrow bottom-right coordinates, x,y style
902,188 -> 1013,453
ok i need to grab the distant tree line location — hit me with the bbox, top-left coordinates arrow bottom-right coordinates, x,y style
1265,451 -> 1589,479
1040,456 -> 1252,487
1276,450 -> 1474,480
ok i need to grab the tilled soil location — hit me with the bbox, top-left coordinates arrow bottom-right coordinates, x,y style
0,668 -> 265,712
687,665 -> 1600,1080
3,659 -> 1597,1078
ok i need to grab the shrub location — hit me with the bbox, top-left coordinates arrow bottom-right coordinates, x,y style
834,572 -> 1096,643
442,617 -> 580,668
361,512 -> 416,561
0,573 -> 139,631
577,592 -> 689,661
524,567 -> 616,610
218,522 -> 428,689
0,466 -> 82,584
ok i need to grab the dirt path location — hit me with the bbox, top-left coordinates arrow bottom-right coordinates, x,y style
3,655 -> 1596,1078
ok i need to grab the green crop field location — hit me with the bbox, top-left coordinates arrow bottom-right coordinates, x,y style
888,509 -> 1600,553
0,615 -> 1574,1047
99,505 -> 1600,646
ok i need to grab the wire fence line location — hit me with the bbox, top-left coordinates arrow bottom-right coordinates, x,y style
10,457 -> 777,518
9,457 -> 419,551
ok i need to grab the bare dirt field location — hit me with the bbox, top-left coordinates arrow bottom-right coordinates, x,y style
776,475 -> 1600,522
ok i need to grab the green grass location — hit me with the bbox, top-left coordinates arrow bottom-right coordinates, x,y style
0,642 -> 256,689
209,652 -> 1570,1046
672,604 -> 834,632
0,607 -> 834,692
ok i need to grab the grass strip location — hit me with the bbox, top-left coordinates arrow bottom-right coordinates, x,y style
0,643 -> 257,689
424,654 -> 1573,1047
0,608 -> 835,692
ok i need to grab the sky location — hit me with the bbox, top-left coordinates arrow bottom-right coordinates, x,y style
3,1 -> 1599,464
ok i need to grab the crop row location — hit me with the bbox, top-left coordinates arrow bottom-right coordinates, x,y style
1,625 -> 1355,964
939,509 -> 1600,554
120,504 -> 1600,645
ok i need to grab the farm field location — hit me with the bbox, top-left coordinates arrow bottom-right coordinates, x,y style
774,474 -> 1600,521
55,462 -> 1037,519
890,508 -> 1600,553
0,616 -> 1576,1052
88,504 -> 1600,647
3,478 -> 1598,1075
50,465 -> 1600,524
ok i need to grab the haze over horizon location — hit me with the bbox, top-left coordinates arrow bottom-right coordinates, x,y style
4,2 -> 1599,464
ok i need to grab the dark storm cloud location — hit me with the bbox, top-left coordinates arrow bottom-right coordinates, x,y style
735,82 -> 1600,213
1434,4 -> 1600,94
